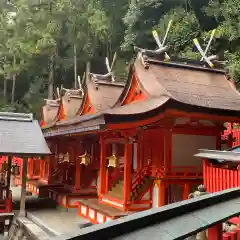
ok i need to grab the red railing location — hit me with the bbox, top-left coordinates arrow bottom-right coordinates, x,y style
151,166 -> 202,178
223,228 -> 240,239
132,165 -> 151,193
203,161 -> 240,193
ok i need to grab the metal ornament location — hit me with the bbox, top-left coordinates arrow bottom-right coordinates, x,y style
107,154 -> 119,168
79,151 -> 91,166
63,152 -> 70,163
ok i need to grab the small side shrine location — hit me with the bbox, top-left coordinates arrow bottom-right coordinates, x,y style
0,112 -> 50,218
44,60 -> 125,208
24,57 -> 125,208
23,91 -> 62,196
195,147 -> 240,193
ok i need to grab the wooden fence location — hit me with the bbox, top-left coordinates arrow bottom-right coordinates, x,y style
203,160 -> 240,193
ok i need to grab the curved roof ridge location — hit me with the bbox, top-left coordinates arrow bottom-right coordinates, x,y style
40,98 -> 60,128
134,55 -> 240,111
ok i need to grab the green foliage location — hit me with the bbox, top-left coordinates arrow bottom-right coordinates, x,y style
154,7 -> 201,54
0,0 -> 240,116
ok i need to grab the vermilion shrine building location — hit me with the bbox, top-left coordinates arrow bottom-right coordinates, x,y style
18,51 -> 240,224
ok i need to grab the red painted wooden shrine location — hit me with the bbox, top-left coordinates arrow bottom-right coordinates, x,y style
42,51 -> 240,224
28,76 -> 125,209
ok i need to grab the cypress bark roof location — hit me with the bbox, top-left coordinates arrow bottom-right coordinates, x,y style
43,56 -> 240,137
0,112 -> 51,156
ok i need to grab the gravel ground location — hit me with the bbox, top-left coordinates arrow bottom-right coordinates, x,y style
11,184 -> 89,236
27,208 -> 88,236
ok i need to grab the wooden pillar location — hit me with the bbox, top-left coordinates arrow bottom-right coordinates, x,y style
158,180 -> 166,207
183,183 -> 190,200
48,156 -> 53,184
28,158 -> 32,178
137,134 -> 142,171
75,164 -> 81,191
19,156 -> 28,217
105,169 -> 109,194
6,156 -> 12,195
75,150 -> 81,191
99,136 -> 106,197
123,138 -> 133,209
75,140 -> 84,191
40,157 -> 45,179
208,223 -> 222,240
164,130 -> 172,171
31,158 -> 34,176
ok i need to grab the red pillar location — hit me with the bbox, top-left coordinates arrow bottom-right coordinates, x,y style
164,130 -> 172,171
99,136 -> 106,198
183,183 -> 190,200
39,160 -> 43,179
27,159 -> 32,178
123,138 -> 133,210
47,155 -> 53,184
158,180 -> 166,207
208,223 -> 222,240
75,144 -> 81,191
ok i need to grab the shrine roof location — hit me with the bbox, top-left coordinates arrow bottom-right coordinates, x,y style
41,99 -> 60,128
195,147 -> 240,162
84,79 -> 124,112
56,79 -> 125,127
61,88 -> 83,119
43,56 -> 240,137
0,112 -> 51,156
126,55 -> 240,111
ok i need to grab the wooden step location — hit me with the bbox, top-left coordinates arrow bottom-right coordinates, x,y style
78,199 -> 128,218
107,191 -> 123,199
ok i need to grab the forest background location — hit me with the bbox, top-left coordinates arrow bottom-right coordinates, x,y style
0,0 -> 239,118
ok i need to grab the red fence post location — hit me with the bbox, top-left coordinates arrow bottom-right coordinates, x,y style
208,223 -> 222,240
223,233 -> 232,240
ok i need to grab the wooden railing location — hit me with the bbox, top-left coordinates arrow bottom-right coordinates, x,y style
132,164 -> 151,194
203,160 -> 240,193
151,165 -> 202,178
223,228 -> 240,239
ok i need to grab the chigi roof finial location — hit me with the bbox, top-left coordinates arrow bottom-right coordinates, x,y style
134,20 -> 173,68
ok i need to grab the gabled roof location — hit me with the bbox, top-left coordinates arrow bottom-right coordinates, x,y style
40,99 -> 60,128
61,88 -> 83,119
0,112 -> 51,156
56,77 -> 125,127
41,87 -> 84,129
195,146 -> 240,162
117,54 -> 240,111
84,79 -> 125,113
43,56 -> 240,137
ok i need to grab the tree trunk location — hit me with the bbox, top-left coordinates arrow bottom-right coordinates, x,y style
3,79 -> 7,103
11,74 -> 16,105
11,56 -> 16,105
85,61 -> 91,85
74,43 -> 77,89
48,55 -> 54,100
